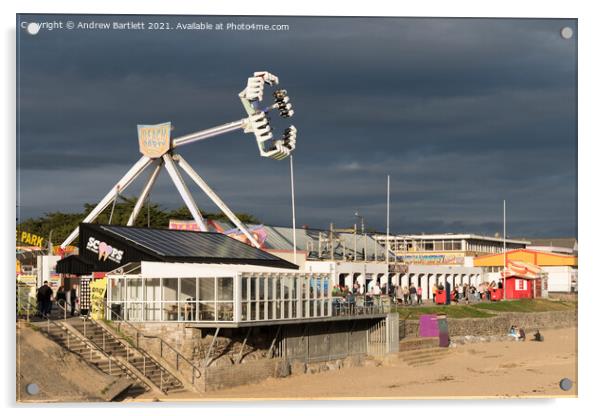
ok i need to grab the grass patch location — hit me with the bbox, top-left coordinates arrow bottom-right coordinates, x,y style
396,305 -> 494,320
396,298 -> 576,320
471,298 -> 577,313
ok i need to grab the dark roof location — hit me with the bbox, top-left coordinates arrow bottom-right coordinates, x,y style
55,255 -> 94,275
86,224 -> 298,269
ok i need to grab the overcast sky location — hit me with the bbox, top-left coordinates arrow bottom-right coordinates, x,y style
16,15 -> 577,238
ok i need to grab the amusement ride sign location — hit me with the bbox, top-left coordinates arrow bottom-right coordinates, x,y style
137,121 -> 172,158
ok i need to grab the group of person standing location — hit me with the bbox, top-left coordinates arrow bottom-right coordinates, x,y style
394,283 -> 422,305
35,281 -> 78,318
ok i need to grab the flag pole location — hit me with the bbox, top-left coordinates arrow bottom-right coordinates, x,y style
386,175 -> 390,265
503,199 -> 507,301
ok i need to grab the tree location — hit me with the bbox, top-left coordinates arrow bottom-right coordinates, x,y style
17,199 -> 261,246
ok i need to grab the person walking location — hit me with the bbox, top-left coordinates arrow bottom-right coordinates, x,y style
36,281 -> 53,318
416,286 -> 423,305
403,286 -> 409,305
432,283 -> 438,303
409,284 -> 417,305
56,286 -> 66,309
395,285 -> 403,305
69,284 -> 78,316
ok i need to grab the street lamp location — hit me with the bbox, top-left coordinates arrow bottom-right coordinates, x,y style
354,211 -> 365,234
354,211 -> 367,261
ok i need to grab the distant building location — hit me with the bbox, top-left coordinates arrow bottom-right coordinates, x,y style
374,234 -> 530,266
527,238 -> 578,256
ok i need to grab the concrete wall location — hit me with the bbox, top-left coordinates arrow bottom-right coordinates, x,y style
400,310 -> 577,339
203,358 -> 287,391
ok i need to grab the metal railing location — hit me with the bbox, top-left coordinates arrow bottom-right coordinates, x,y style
18,297 -> 149,390
331,295 -> 391,317
103,300 -> 202,387
80,318 -> 169,394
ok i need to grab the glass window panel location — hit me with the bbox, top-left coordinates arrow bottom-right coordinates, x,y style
144,278 -> 161,302
127,278 -> 143,301
181,300 -> 196,321
217,303 -> 234,321
268,301 -> 274,319
241,302 -> 248,321
267,277 -> 276,300
284,300 -> 290,319
250,302 -> 257,320
162,278 -> 178,301
199,277 -> 215,301
217,277 -> 233,301
199,302 -> 215,321
110,278 -> 125,302
163,302 -> 179,321
275,279 -> 281,300
258,278 -> 265,301
316,278 -> 322,298
180,278 -> 196,301
126,302 -> 143,321
250,277 -> 257,300
144,302 -> 161,321
283,278 -> 290,300
242,277 -> 248,301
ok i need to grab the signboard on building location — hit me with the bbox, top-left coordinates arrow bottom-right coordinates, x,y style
16,230 -> 44,247
90,278 -> 106,320
396,254 -> 464,265
137,122 -> 171,158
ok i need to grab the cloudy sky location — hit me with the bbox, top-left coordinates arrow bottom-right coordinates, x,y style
16,15 -> 577,238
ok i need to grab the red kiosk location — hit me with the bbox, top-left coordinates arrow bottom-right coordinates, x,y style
501,260 -> 542,300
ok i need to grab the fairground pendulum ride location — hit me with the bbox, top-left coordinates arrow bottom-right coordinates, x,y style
60,71 -> 297,250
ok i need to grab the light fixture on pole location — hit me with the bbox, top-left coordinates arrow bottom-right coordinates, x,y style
61,71 -> 298,250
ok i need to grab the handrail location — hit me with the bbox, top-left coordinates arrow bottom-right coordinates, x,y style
103,300 -> 203,384
72,320 -> 156,392
17,297 -> 149,391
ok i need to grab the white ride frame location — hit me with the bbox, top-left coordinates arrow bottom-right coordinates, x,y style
61,71 -> 297,250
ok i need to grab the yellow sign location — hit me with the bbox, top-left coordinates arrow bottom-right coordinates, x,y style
16,230 -> 44,247
137,122 -> 171,158
90,278 -> 107,320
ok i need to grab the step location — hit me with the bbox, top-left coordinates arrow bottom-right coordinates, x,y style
399,348 -> 450,358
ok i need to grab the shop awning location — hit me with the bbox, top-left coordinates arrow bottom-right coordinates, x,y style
55,255 -> 95,275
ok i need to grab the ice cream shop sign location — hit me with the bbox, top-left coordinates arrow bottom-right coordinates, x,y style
86,237 -> 124,263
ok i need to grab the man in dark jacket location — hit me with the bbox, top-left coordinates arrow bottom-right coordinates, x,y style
36,281 -> 53,318
69,285 -> 78,316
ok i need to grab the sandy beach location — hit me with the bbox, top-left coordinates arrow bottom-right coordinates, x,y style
161,326 -> 577,401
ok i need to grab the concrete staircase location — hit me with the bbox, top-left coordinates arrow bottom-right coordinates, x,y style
32,319 -> 149,397
398,347 -> 452,367
69,319 -> 186,394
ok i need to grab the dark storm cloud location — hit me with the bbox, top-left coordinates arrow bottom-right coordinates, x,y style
17,15 -> 577,237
